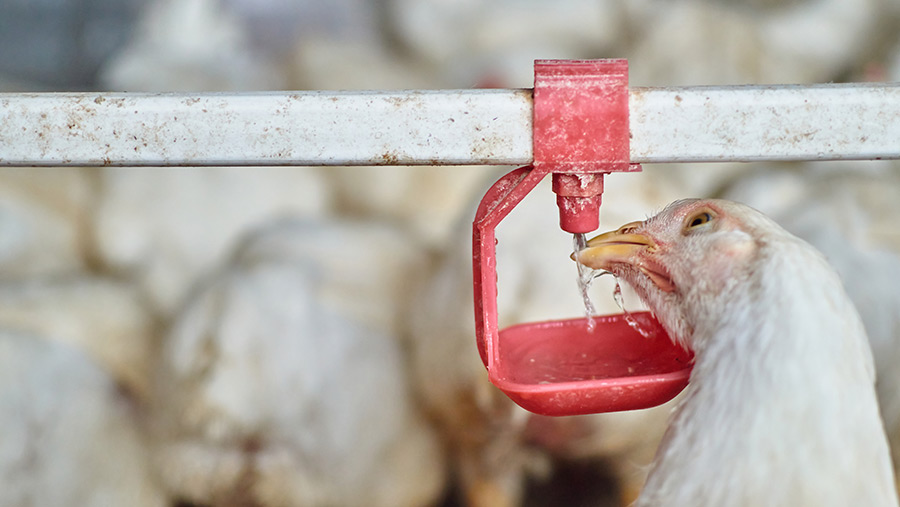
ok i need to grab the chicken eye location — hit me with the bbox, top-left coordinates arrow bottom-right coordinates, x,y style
686,211 -> 713,230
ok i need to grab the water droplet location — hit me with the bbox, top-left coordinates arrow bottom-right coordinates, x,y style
612,278 -> 652,338
612,279 -> 624,309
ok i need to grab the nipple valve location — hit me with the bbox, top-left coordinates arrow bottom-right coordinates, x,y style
552,173 -> 604,234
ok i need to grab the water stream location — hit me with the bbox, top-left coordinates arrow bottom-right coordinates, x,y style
613,279 -> 652,338
573,233 -> 597,332
574,233 -> 651,338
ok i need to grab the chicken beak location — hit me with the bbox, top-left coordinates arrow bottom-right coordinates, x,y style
573,222 -> 676,293
573,221 -> 656,271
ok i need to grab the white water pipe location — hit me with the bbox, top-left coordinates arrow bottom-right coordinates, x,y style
1,83 -> 899,167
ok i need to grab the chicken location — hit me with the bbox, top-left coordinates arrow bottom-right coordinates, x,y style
0,331 -> 166,506
0,167 -> 91,279
100,0 -> 284,92
0,276 -> 156,399
150,217 -> 445,506
385,0 -> 624,87
625,0 -> 886,87
575,198 -> 898,506
719,163 -> 900,485
92,167 -> 332,315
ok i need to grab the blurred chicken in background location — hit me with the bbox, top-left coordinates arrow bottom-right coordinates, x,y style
0,0 -> 899,505
0,331 -> 166,506
151,218 -> 445,506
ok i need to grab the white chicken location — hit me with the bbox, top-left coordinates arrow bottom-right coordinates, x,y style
150,217 -> 445,506
0,167 -> 91,279
721,163 -> 900,486
625,0 -> 885,87
100,0 -> 284,92
0,276 -> 156,399
92,167 -> 332,315
0,331 -> 166,506
576,198 -> 898,506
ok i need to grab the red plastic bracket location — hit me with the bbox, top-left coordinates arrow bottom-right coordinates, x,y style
472,60 -> 692,416
534,59 -> 641,233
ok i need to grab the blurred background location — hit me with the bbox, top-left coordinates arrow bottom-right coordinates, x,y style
1,0 -> 900,506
